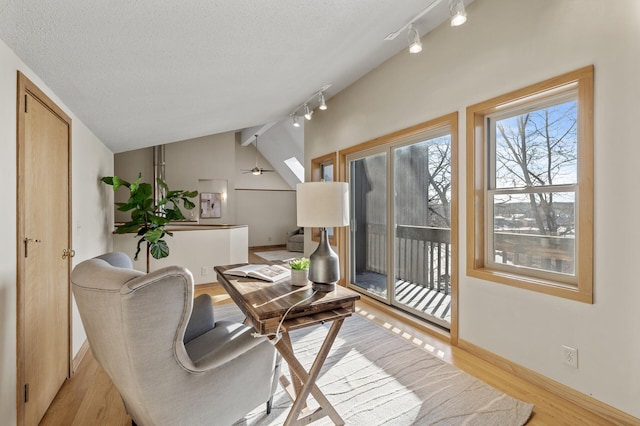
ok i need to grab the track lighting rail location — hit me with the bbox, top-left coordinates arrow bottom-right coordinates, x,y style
289,84 -> 332,126
384,0 -> 467,55
384,0 -> 444,41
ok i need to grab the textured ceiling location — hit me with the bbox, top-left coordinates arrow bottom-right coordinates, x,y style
0,0 -> 465,153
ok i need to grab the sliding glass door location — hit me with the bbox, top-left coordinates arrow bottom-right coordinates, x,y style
346,127 -> 454,330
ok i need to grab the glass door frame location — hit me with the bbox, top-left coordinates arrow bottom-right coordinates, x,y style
338,113 -> 459,341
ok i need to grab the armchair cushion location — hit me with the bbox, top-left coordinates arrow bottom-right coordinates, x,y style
185,320 -> 264,368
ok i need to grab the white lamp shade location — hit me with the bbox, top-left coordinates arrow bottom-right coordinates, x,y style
296,182 -> 349,227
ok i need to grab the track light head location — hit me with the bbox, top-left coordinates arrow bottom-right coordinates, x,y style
319,92 -> 327,110
449,0 -> 467,27
408,24 -> 422,54
289,85 -> 331,124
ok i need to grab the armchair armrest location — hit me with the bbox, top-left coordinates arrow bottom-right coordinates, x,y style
287,227 -> 304,237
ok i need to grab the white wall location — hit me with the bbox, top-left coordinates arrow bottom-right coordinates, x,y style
0,39 -> 113,424
165,132 -> 238,224
235,138 -> 297,246
70,120 -> 114,356
115,132 -> 238,224
305,0 -> 640,418
236,190 -> 297,246
113,147 -> 153,223
115,132 -> 297,247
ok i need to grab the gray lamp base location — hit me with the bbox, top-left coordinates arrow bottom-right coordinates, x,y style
312,282 -> 336,292
308,228 -> 339,292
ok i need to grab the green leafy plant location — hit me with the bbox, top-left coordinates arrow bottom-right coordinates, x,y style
289,257 -> 310,270
101,173 -> 198,270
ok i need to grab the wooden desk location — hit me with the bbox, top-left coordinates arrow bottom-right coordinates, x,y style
215,264 -> 360,426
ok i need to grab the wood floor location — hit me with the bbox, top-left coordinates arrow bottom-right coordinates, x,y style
41,248 -> 621,425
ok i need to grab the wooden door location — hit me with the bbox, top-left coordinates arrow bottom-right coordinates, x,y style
17,72 -> 72,426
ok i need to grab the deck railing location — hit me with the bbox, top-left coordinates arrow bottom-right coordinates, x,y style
493,231 -> 575,274
365,224 -> 452,294
364,225 -> 575,296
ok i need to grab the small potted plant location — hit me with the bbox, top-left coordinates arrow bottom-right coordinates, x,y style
289,257 -> 310,287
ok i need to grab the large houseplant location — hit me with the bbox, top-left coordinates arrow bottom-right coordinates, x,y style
102,173 -> 198,271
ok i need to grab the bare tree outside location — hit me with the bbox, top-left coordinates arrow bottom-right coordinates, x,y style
425,138 -> 452,228
491,98 -> 578,274
493,99 -> 578,236
395,136 -> 451,228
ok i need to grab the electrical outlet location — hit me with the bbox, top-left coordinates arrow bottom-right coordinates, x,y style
561,345 -> 578,368
201,267 -> 208,276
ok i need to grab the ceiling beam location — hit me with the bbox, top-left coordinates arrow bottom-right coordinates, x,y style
240,122 -> 278,146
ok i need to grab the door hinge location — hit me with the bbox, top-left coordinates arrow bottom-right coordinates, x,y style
24,383 -> 29,403
24,94 -> 28,113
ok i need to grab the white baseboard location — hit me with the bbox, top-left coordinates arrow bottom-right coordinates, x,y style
72,339 -> 90,375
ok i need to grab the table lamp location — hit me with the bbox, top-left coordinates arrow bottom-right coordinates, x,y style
296,182 -> 349,292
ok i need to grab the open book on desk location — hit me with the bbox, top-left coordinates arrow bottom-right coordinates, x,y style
223,264 -> 290,282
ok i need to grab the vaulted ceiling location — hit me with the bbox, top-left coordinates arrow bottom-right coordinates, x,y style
0,0 -> 471,154
1,1 -> 475,189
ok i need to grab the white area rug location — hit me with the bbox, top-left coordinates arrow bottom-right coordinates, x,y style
215,304 -> 534,426
254,250 -> 302,262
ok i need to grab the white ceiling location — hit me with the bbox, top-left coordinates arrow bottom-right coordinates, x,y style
0,0 -> 469,153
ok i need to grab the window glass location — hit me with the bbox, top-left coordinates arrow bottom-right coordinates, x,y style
321,163 -> 334,182
493,100 -> 577,188
488,98 -> 578,278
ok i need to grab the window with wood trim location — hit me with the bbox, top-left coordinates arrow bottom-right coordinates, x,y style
466,66 -> 594,303
310,152 -> 338,245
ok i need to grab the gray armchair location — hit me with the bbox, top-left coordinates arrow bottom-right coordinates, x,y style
71,252 -> 279,425
286,227 -> 304,252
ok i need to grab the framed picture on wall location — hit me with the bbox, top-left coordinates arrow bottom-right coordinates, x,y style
200,192 -> 222,218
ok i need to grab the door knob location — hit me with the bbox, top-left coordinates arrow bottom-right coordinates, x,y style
62,248 -> 75,259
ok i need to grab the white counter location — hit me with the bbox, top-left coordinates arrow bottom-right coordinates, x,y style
112,224 -> 248,284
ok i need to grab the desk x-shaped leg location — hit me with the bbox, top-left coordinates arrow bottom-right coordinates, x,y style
273,318 -> 346,426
